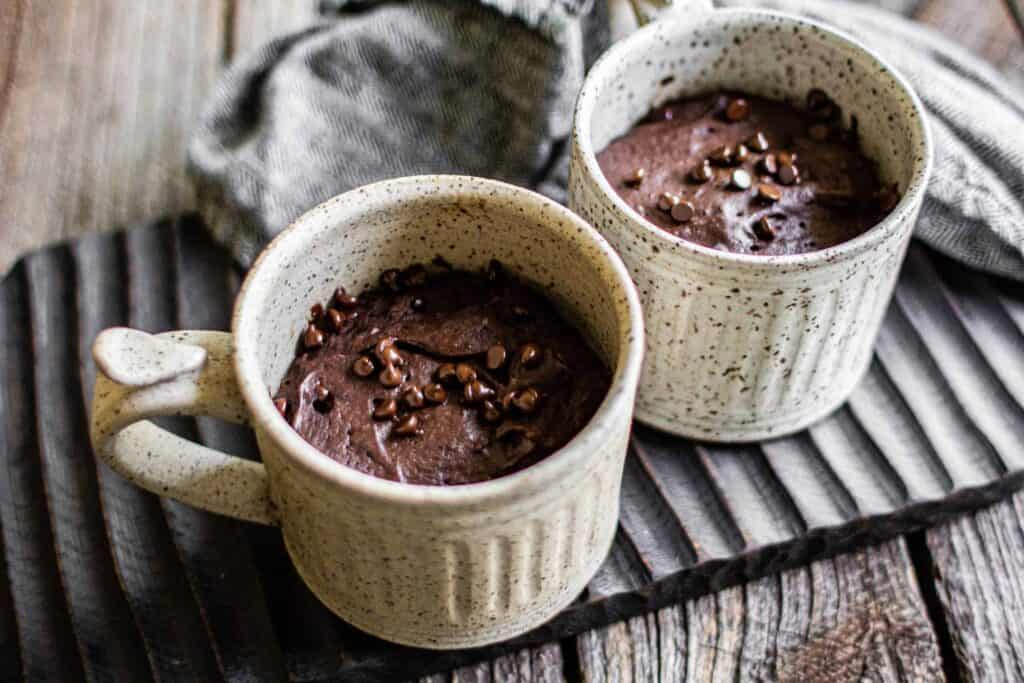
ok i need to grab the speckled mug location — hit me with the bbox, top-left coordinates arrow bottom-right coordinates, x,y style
569,1 -> 932,441
90,176 -> 644,649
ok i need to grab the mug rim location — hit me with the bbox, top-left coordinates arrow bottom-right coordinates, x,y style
573,7 -> 934,271
231,175 -> 645,507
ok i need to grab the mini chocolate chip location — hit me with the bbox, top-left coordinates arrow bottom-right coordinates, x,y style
730,169 -> 752,191
671,200 -> 695,223
734,144 -> 750,164
313,383 -> 332,413
400,264 -> 428,288
725,97 -> 751,122
393,414 -> 420,436
411,297 -> 425,311
808,123 -> 830,142
500,390 -> 516,412
512,387 -> 540,413
373,398 -> 398,420
748,131 -> 769,153
486,344 -> 507,370
754,216 -> 776,241
379,364 -> 403,388
777,151 -> 797,166
758,154 -> 778,176
455,363 -> 477,384
756,183 -> 782,203
375,338 -> 403,366
486,259 -> 504,282
310,303 -> 324,321
806,88 -> 830,111
690,162 -> 713,183
303,324 -> 324,350
423,383 -> 447,404
435,363 -> 457,384
709,145 -> 734,167
432,255 -> 454,270
777,163 -> 799,186
380,269 -> 401,292
658,192 -> 680,211
878,186 -> 900,212
273,398 -> 289,419
463,380 -> 495,404
625,167 -> 645,186
403,386 -> 425,409
333,287 -> 358,308
497,426 -> 536,458
353,355 -> 375,377
481,400 -> 502,422
325,308 -> 345,332
356,356 -> 380,376
518,343 -> 542,368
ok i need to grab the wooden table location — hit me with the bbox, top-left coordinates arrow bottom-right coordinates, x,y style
1,1 -> 1021,680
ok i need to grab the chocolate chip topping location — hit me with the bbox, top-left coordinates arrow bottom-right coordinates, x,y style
352,355 -> 375,377
303,324 -> 324,351
486,344 -> 507,370
273,262 -> 610,485
597,90 -> 893,255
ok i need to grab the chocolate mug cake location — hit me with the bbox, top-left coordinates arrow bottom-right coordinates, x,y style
597,89 -> 899,256
273,260 -> 611,485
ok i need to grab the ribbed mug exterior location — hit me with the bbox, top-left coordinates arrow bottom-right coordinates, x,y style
569,10 -> 932,441
230,176 -> 645,648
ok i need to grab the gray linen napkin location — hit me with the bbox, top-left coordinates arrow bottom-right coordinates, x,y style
188,0 -> 1024,281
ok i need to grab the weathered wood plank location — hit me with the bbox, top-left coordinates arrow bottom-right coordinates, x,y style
418,642 -> 565,683
576,540 -> 944,682
230,0 -> 319,58
925,492 -> 1024,681
0,0 -> 223,274
910,3 -> 1024,681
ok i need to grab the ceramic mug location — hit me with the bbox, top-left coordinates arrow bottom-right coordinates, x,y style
569,0 -> 933,441
90,176 -> 645,649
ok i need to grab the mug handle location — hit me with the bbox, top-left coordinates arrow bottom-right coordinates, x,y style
90,328 -> 279,526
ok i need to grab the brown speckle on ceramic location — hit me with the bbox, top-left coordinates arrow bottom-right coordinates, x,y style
569,8 -> 932,441
90,176 -> 645,650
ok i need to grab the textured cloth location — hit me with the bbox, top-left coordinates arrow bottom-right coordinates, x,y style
189,0 -> 1024,280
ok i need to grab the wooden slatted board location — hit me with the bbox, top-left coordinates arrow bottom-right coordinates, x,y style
1,215 -> 1022,681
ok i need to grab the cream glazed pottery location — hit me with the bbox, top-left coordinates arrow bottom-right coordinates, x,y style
569,1 -> 933,441
90,176 -> 645,649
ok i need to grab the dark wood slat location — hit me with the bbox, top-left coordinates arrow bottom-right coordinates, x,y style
616,455 -> 697,580
588,530 -> 653,599
760,434 -> 859,530
875,303 -> 1003,488
630,428 -> 747,561
164,218 -> 290,681
0,512 -> 21,683
696,445 -> 807,547
25,246 -> 151,681
847,362 -> 953,500
0,261 -> 84,680
77,226 -> 222,681
807,406 -> 910,516
896,247 -> 1024,471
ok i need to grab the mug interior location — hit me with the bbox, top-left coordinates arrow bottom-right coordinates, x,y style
579,9 -> 929,255
232,175 -> 642,500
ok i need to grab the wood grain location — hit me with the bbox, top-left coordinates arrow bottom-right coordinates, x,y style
575,540 -> 944,682
0,0 -> 223,274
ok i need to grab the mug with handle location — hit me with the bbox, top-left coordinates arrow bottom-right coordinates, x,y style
91,175 -> 645,649
570,0 -> 932,441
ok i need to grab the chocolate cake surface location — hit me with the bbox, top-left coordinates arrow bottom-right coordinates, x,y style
596,90 -> 898,255
273,262 -> 611,486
